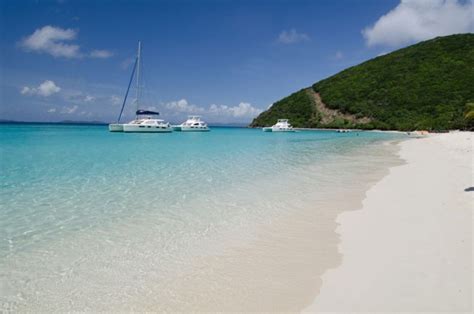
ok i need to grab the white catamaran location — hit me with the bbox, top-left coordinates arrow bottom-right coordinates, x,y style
109,41 -> 172,133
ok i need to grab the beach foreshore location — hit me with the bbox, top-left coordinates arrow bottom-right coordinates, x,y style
3,130 -> 471,312
305,131 -> 473,313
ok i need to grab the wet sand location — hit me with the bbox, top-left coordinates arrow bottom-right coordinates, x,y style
132,141 -> 403,312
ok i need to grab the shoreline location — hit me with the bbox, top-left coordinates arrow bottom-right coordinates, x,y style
305,131 -> 473,313
135,138 -> 405,312
2,131 -> 405,312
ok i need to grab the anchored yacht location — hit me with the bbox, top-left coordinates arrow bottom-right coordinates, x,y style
122,110 -> 172,133
109,41 -> 171,133
173,116 -> 210,132
262,119 -> 295,132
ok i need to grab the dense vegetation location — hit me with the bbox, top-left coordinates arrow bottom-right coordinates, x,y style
465,103 -> 474,129
248,89 -> 318,128
251,34 -> 474,131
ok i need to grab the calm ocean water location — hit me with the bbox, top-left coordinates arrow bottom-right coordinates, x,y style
0,124 -> 403,311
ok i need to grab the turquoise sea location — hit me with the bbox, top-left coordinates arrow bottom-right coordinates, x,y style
0,124 -> 404,311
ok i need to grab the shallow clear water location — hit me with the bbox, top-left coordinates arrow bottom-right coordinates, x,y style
0,124 -> 404,310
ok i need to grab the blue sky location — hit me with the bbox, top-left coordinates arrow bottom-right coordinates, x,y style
1,0 -> 472,123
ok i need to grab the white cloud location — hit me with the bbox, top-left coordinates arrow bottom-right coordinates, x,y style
61,105 -> 78,114
20,87 -> 31,95
21,80 -> 61,97
165,99 -> 205,114
20,25 -> 114,59
363,0 -> 474,47
158,99 -> 262,121
61,90 -> 98,104
21,25 -> 80,58
277,29 -> 310,44
47,108 -> 56,113
37,80 -> 61,96
84,95 -> 95,102
209,102 -> 262,118
90,49 -> 113,58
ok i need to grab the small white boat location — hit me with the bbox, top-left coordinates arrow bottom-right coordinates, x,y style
173,116 -> 210,132
337,129 -> 351,133
122,110 -> 172,133
262,119 -> 295,132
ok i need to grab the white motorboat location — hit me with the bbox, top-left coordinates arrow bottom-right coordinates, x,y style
109,41 -> 171,133
262,119 -> 295,132
173,116 -> 210,132
122,110 -> 172,133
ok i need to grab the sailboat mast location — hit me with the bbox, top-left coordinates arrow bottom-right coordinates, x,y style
116,56 -> 138,123
135,40 -> 141,113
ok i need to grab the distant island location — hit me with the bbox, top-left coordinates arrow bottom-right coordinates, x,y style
250,34 -> 474,131
0,119 -> 108,125
0,119 -> 251,128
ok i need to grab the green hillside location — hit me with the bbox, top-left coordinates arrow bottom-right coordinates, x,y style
250,34 -> 474,131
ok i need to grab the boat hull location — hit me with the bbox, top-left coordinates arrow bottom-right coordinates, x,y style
180,126 -> 210,132
109,124 -> 124,132
272,129 -> 295,132
122,124 -> 173,133
263,127 -> 295,132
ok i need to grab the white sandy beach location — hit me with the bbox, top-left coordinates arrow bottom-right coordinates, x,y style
305,131 -> 473,313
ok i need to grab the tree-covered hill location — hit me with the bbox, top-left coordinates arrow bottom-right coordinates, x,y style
250,34 -> 474,131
